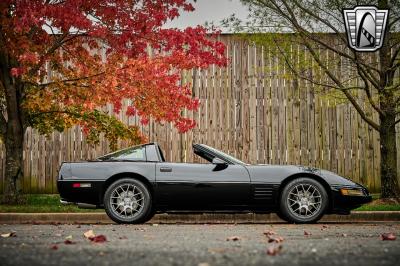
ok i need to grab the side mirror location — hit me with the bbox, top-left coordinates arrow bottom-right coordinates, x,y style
212,157 -> 227,165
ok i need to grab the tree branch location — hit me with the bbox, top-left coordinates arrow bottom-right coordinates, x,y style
256,0 -> 381,76
274,0 -> 381,131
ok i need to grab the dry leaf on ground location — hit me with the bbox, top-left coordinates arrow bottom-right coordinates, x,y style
263,230 -> 276,236
83,230 -> 95,239
89,235 -> 107,243
226,236 -> 240,241
64,239 -> 76,245
267,236 -> 284,243
1,232 -> 16,238
381,233 -> 396,241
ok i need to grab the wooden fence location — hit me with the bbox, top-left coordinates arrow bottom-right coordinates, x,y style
0,35 -> 398,193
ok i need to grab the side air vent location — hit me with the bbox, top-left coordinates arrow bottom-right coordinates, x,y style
253,184 -> 279,201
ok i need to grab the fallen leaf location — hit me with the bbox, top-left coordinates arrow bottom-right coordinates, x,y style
267,236 -> 284,243
89,235 -> 107,243
263,230 -> 276,236
65,235 -> 73,240
342,233 -> 348,237
304,231 -> 311,236
64,239 -> 76,245
226,236 -> 240,241
381,233 -> 396,241
83,230 -> 95,239
50,244 -> 58,250
1,232 -> 16,238
266,245 -> 282,256
152,224 -> 159,227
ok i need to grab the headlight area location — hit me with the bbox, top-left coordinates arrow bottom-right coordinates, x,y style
340,188 -> 365,196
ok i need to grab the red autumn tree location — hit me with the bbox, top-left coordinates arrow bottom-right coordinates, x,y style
0,0 -> 226,203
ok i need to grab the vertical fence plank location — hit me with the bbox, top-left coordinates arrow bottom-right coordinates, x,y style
0,35 -> 394,194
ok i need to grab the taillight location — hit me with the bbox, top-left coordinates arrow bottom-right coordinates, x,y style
72,183 -> 91,188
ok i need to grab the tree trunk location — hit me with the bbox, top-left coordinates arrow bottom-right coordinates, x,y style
0,54 -> 24,204
3,122 -> 24,204
379,114 -> 400,199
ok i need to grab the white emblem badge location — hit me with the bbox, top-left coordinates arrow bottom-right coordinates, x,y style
343,6 -> 389,52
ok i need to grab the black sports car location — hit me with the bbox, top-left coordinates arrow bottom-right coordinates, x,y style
58,142 -> 372,224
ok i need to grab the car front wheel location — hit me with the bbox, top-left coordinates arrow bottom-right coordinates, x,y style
279,178 -> 328,223
104,178 -> 152,224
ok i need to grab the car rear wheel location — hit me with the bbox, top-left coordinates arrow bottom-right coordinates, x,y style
104,178 -> 152,224
279,178 -> 328,224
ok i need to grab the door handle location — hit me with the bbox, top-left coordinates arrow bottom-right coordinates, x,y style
160,167 -> 172,172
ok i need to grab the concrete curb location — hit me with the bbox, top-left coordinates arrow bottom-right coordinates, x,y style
0,211 -> 399,224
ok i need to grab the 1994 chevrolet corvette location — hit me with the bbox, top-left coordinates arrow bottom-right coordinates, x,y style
58,142 -> 372,224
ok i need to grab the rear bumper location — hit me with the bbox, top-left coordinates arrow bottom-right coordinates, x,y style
57,180 -> 104,205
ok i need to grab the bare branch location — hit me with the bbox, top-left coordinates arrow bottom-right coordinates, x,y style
38,71 -> 105,88
276,44 -> 363,91
255,0 -> 381,76
271,0 -> 380,131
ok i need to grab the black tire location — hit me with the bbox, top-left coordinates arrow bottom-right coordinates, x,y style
104,178 -> 152,224
275,210 -> 288,222
142,207 -> 157,223
279,178 -> 328,224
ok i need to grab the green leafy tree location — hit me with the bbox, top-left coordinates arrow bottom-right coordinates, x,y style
226,0 -> 400,199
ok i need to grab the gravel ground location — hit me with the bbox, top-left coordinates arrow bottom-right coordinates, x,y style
0,223 -> 399,266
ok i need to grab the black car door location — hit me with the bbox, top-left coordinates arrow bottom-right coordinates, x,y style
155,161 -> 251,210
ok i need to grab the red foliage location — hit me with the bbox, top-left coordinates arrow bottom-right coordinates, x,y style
0,0 -> 227,142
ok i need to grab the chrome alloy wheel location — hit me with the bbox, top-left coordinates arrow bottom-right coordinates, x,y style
110,183 -> 144,219
287,184 -> 322,218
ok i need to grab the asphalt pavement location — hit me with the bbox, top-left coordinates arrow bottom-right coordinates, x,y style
0,223 -> 399,266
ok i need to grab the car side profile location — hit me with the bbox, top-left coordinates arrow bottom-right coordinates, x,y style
58,143 -> 372,224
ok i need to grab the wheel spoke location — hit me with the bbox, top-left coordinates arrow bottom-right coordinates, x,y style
109,183 -> 145,219
286,183 -> 323,219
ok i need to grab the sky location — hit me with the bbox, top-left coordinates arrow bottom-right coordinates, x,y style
164,0 -> 249,32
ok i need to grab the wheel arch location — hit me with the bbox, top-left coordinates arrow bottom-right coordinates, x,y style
101,172 -> 154,203
278,173 -> 333,213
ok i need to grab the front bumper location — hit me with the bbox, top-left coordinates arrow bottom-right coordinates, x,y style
330,184 -> 372,214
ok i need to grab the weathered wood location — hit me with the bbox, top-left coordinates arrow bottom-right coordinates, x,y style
0,35 -> 395,194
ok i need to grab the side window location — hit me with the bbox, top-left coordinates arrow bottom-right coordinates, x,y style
99,146 -> 146,161
145,145 -> 160,162
116,147 -> 145,160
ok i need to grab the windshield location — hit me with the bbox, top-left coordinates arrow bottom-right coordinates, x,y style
200,145 -> 246,165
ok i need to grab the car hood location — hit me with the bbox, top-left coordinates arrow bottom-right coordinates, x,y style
245,164 -> 358,186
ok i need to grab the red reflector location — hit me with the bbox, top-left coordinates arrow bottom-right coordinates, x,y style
72,183 -> 80,188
